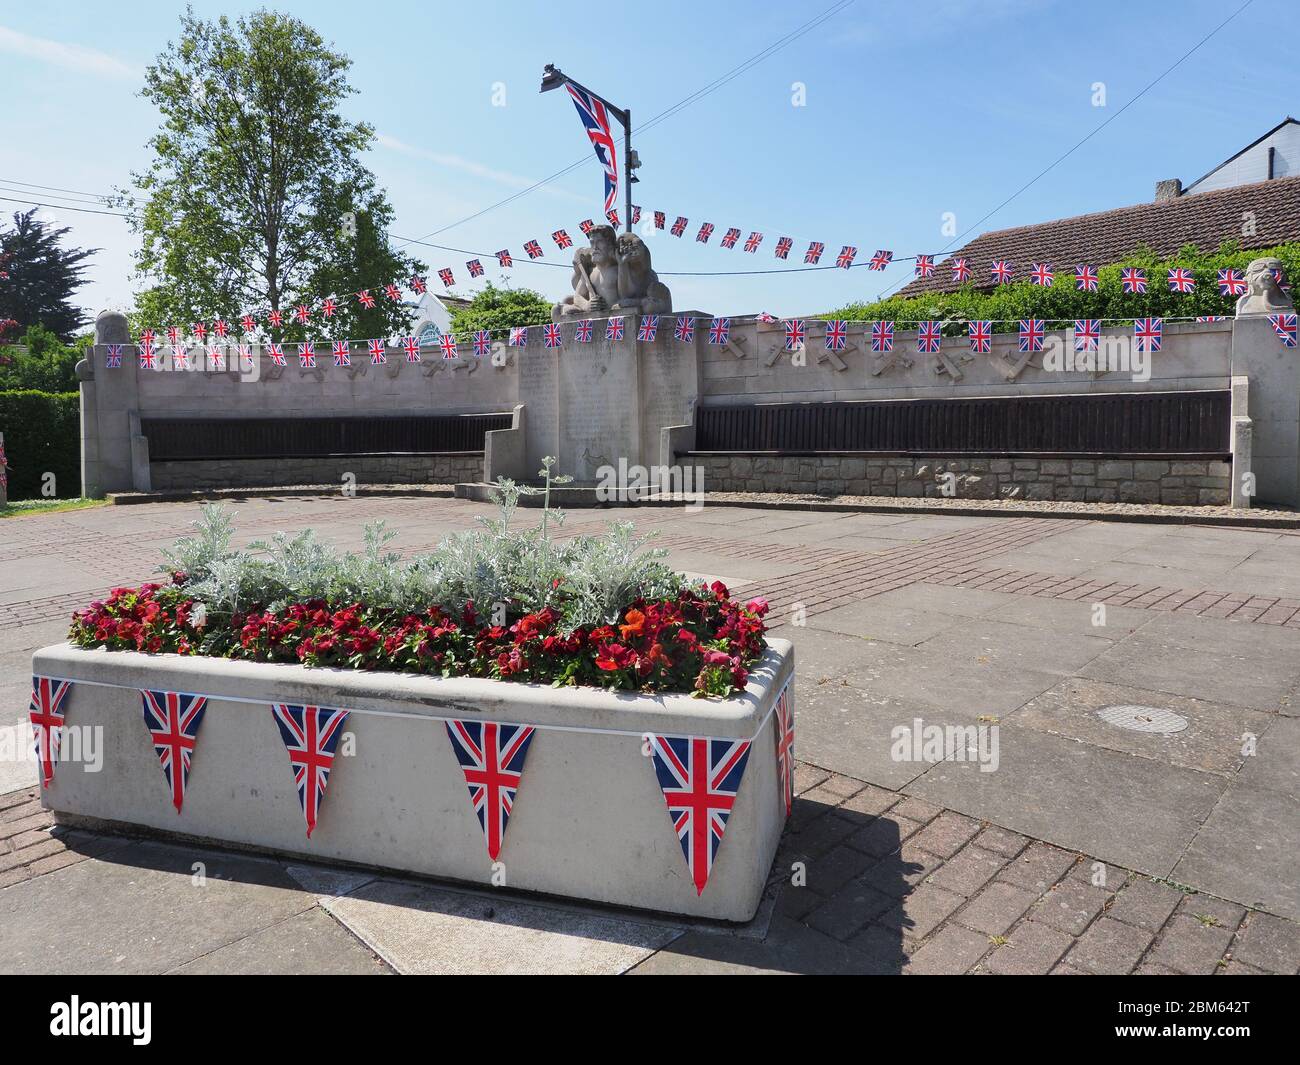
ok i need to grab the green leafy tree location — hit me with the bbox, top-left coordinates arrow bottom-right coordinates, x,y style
449,282 -> 553,336
119,7 -> 423,340
0,325 -> 91,392
0,209 -> 96,342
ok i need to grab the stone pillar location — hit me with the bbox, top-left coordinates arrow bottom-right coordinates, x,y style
1229,375 -> 1253,509
1231,259 -> 1299,507
84,310 -> 138,497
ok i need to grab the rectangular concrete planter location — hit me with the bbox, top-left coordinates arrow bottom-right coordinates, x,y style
32,639 -> 793,922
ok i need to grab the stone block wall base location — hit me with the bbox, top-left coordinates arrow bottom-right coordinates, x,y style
151,453 -> 485,490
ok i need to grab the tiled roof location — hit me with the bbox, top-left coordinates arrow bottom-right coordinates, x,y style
895,175 -> 1300,297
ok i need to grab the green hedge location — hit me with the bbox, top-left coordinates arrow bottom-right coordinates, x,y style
827,240 -> 1300,331
0,390 -> 80,500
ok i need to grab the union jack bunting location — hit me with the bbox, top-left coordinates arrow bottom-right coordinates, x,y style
509,326 -> 528,347
1074,319 -> 1101,352
708,317 -> 730,345
566,83 -> 619,213
320,299 -> 336,318
653,210 -> 666,229
206,344 -> 224,371
552,229 -> 573,249
332,340 -> 351,366
105,344 -> 123,368
1167,267 -> 1196,293
214,319 -> 229,338
139,328 -> 156,347
950,257 -> 970,283
473,329 -> 491,356
917,320 -> 942,353
1075,265 -> 1099,292
437,334 -> 455,360
139,343 -> 156,369
914,255 -> 934,278
271,704 -> 349,838
298,342 -> 315,368
193,321 -> 208,340
774,237 -> 793,260
139,690 -> 208,813
295,303 -> 311,322
579,219 -> 595,235
606,209 -> 619,227
605,316 -> 625,341
871,320 -> 894,352
696,222 -> 714,243
990,260 -> 1014,285
467,259 -> 484,278
172,345 -> 190,371
544,322 -> 562,348
1134,317 -> 1163,352
29,676 -> 71,788
774,680 -> 794,818
1196,315 -> 1228,322
869,249 -> 893,271
496,250 -> 513,267
674,316 -> 696,342
268,342 -> 285,365
1121,267 -> 1147,294
744,232 -> 763,253
445,720 -> 536,860
637,314 -> 660,342
574,319 -> 593,342
1030,262 -> 1054,287
1217,268 -> 1247,296
367,338 -> 387,364
631,205 -> 641,223
1269,312 -> 1298,347
356,290 -> 375,309
968,320 -> 993,354
650,734 -> 752,895
1271,267 -> 1291,291
1018,318 -> 1045,352
836,245 -> 857,269
410,275 -> 428,294
240,314 -> 256,333
720,227 -> 741,249
162,327 -> 178,346
756,311 -> 777,323
783,318 -> 805,352
524,240 -> 543,259
670,216 -> 688,237
804,241 -> 824,265
438,268 -> 455,287
824,320 -> 847,352
237,343 -> 252,369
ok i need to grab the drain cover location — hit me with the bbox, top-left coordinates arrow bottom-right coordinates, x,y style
1095,704 -> 1189,735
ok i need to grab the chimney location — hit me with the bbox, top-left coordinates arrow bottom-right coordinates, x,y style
1155,178 -> 1183,202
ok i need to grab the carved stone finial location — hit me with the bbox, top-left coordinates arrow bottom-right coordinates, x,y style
552,225 -> 672,322
95,309 -> 130,345
1235,257 -> 1294,317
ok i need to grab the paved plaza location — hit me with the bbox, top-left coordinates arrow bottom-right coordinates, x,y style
2,495 -> 1298,974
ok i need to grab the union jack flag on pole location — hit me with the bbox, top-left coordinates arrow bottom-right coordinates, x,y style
650,735 -> 752,895
565,83 -> 619,214
140,690 -> 208,813
271,704 -> 350,838
29,676 -> 71,788
445,721 -> 536,860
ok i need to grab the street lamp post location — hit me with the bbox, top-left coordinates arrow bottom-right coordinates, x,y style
540,64 -> 636,233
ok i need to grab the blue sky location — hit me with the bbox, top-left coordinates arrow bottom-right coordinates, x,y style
1,0 -> 1293,322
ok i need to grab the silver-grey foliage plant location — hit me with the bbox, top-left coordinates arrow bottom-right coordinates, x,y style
164,465 -> 688,631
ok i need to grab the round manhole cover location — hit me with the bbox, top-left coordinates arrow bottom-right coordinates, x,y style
1095,704 -> 1189,735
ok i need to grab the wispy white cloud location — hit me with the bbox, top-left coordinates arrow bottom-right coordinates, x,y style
0,25 -> 134,80
375,132 -> 588,203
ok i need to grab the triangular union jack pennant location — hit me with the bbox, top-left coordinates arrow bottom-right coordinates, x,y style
140,690 -> 208,813
445,721 -> 536,860
650,735 -> 751,895
272,704 -> 349,838
773,680 -> 794,818
29,676 -> 72,788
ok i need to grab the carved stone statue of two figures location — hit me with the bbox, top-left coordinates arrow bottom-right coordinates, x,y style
552,224 -> 672,322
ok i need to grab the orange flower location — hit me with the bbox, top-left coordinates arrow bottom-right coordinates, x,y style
619,608 -> 646,640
